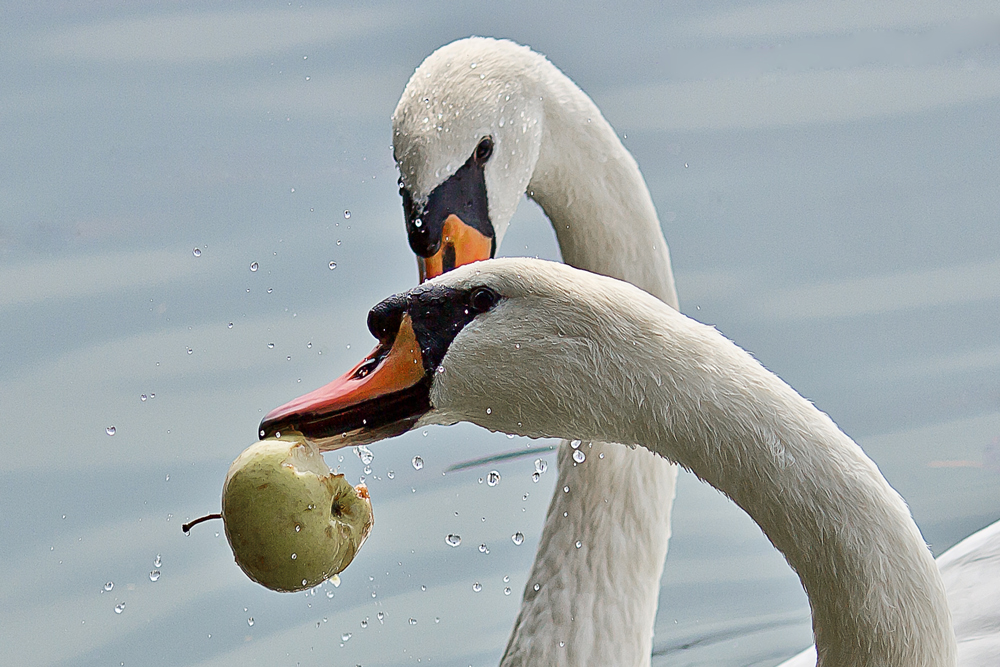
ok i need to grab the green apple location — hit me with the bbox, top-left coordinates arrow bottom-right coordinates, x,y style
221,435 -> 374,592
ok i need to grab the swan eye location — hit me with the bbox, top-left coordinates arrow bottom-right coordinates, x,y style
474,137 -> 494,164
469,286 -> 499,313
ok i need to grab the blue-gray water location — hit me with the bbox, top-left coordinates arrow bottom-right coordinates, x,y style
2,2 -> 999,665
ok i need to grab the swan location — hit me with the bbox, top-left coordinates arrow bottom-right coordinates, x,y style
390,37 -> 679,665
259,257 -> 966,666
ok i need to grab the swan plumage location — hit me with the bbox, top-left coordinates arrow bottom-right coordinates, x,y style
262,257 -> 969,666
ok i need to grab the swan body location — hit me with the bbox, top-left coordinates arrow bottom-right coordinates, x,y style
392,37 -> 678,665
261,257 -> 959,666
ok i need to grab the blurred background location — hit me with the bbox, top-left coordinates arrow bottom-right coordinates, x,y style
1,1 -> 998,665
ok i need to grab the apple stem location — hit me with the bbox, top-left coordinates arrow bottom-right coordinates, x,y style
183,513 -> 222,534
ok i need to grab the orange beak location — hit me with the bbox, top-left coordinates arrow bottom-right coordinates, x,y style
259,314 -> 430,450
417,214 -> 494,282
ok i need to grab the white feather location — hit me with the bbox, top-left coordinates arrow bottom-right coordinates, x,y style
420,257 -> 973,667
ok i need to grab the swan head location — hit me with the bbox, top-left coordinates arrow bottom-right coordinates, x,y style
259,258 -> 659,449
393,38 -> 545,279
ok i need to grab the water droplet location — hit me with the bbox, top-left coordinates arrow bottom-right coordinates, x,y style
106,426 -> 116,436
445,534 -> 461,547
531,472 -> 540,483
411,456 -> 423,470
522,493 -> 529,500
114,602 -> 125,614
486,407 -> 492,415
377,611 -> 385,623
192,247 -> 202,257
599,452 -> 605,459
387,470 -> 394,479
511,531 -> 525,545
153,554 -> 161,567
140,394 -> 147,402
360,618 -> 368,628
291,553 -> 297,560
564,486 -> 570,493
341,632 -> 352,642
478,543 -> 489,554
330,574 -> 341,587
186,347 -> 193,354
228,322 -> 234,329
250,261 -> 258,272
504,587 -> 511,595
533,583 -> 540,591
104,581 -> 114,592
326,590 -> 334,598
408,617 -> 417,625
573,450 -> 586,463
149,570 -> 160,582
570,439 -> 581,449
533,459 -> 547,474
294,524 -> 301,532
336,239 -> 342,246
355,445 -> 374,465
267,342 -> 274,349
486,470 -> 501,487
344,210 -> 351,219
363,465 -> 371,475
329,261 -> 337,270
472,582 -> 482,592
575,540 -> 583,549
247,617 -> 254,626
503,575 -> 510,583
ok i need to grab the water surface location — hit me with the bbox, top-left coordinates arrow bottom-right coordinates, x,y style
2,2 -> 999,665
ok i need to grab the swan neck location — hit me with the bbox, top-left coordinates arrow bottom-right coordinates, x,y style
624,323 -> 957,666
460,285 -> 958,666
526,73 -> 677,307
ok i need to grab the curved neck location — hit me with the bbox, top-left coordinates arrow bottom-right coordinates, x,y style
558,308 -> 956,667
526,71 -> 678,307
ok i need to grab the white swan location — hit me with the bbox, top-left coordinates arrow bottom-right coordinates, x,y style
260,257 -> 972,666
391,37 -> 679,665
